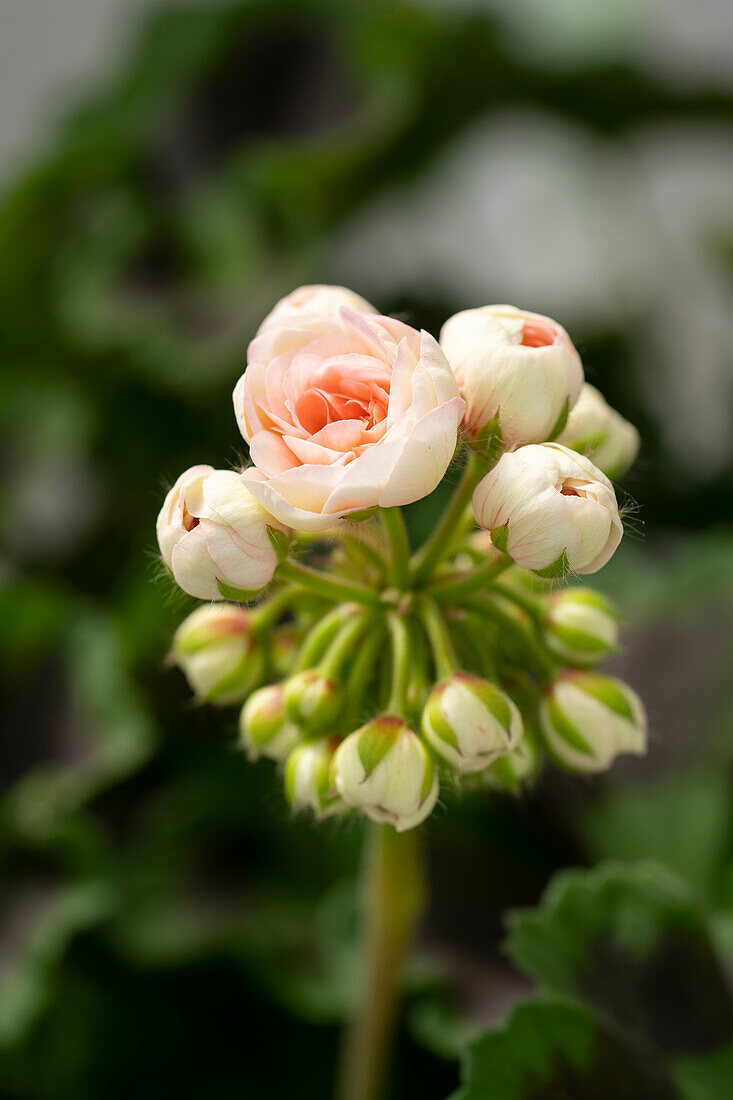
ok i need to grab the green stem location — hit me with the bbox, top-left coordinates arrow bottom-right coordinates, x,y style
249,586 -> 297,634
320,611 -> 375,680
466,597 -> 557,682
294,606 -> 349,672
386,614 -> 411,716
339,536 -> 387,583
416,596 -> 458,681
381,508 -> 410,589
429,555 -> 510,604
342,619 -> 387,730
278,559 -> 381,609
491,581 -> 544,623
410,453 -> 483,585
337,825 -> 426,1100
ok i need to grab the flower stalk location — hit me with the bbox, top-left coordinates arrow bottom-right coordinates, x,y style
337,824 -> 426,1100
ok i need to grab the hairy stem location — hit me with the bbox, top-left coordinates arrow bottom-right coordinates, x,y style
416,596 -> 459,681
381,508 -> 411,589
429,555 -> 510,604
337,825 -> 426,1100
386,613 -> 411,716
278,559 -> 382,608
293,606 -> 350,672
320,611 -> 375,680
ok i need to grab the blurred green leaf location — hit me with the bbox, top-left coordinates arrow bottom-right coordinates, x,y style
453,998 -> 678,1100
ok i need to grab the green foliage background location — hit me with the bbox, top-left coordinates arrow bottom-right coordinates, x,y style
1,2 -> 732,1097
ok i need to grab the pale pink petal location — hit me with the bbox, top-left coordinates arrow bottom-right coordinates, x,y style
378,397 -> 464,507
203,521 -> 276,590
242,467 -> 344,533
249,431 -> 300,475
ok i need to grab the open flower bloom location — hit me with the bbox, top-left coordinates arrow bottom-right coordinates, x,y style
258,284 -> 375,334
473,443 -> 623,576
157,465 -> 289,600
440,304 -> 584,446
234,308 -> 465,532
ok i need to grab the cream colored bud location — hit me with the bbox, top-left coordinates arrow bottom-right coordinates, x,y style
472,443 -> 622,577
284,738 -> 344,819
422,674 -> 523,774
239,683 -> 301,761
172,604 -> 265,705
540,671 -> 647,773
543,588 -> 619,666
156,466 -> 291,601
440,304 -> 583,446
558,384 -> 640,479
331,716 -> 438,832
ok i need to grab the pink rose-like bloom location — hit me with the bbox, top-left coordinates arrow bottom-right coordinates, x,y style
258,284 -> 375,334
472,443 -> 622,576
157,465 -> 289,600
234,308 -> 465,531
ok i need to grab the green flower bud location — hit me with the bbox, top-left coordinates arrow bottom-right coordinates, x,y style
331,716 -> 438,832
239,683 -> 301,761
284,738 -> 344,819
172,604 -> 265,705
421,673 -> 523,774
283,670 -> 342,733
540,671 -> 647,773
543,588 -> 619,666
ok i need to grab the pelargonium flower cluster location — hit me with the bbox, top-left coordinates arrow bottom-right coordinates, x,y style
157,286 -> 646,831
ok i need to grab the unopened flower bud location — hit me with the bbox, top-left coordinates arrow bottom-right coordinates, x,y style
543,588 -> 619,666
473,443 -> 622,577
258,284 -> 375,334
283,670 -> 342,733
171,604 -> 265,704
331,716 -> 438,831
558,384 -> 640,479
284,738 -> 344,819
157,466 -> 291,601
422,674 -> 523,774
484,726 -> 541,793
440,304 -> 583,447
540,671 -> 647,773
239,683 -> 300,761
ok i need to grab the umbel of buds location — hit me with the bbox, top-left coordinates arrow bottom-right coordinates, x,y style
156,285 -> 646,832
422,674 -> 523,773
540,671 -> 647,773
171,604 -> 265,704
